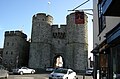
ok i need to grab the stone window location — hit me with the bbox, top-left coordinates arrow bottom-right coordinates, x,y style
42,19 -> 45,21
53,33 -> 57,38
12,43 -> 14,46
6,51 -> 8,54
58,40 -> 60,44
7,42 -> 9,46
11,51 -> 13,55
10,60 -> 13,64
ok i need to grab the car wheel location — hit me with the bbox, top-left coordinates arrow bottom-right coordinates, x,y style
4,73 -> 9,79
65,77 -> 68,79
74,76 -> 78,79
20,71 -> 23,75
31,71 -> 34,74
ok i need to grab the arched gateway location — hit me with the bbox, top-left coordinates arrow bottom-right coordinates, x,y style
53,55 -> 65,68
29,12 -> 88,73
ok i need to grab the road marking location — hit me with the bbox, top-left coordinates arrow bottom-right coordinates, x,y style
14,77 -> 34,79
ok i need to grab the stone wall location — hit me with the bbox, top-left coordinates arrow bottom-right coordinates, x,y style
2,31 -> 29,71
29,12 -> 88,73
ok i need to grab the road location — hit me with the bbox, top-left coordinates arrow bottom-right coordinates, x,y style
8,74 -> 93,79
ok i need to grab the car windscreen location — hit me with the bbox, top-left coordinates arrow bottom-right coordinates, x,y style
54,69 -> 68,74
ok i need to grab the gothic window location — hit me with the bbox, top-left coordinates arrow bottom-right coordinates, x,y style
53,32 -> 66,39
53,33 -> 57,38
58,32 -> 60,38
63,33 -> 66,38
59,33 -> 62,39
59,32 -> 66,39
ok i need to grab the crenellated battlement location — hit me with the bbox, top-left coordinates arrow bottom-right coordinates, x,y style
5,30 -> 27,39
32,13 -> 53,25
29,12 -> 88,72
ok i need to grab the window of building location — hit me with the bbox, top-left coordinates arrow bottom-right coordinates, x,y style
112,45 -> 120,76
42,19 -> 45,21
53,33 -> 57,38
98,4 -> 106,34
58,40 -> 60,44
6,51 -> 8,54
63,33 -> 66,38
11,51 -> 13,55
7,42 -> 9,46
10,60 -> 13,64
12,43 -> 14,46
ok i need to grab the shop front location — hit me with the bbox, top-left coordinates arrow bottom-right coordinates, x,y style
106,23 -> 120,79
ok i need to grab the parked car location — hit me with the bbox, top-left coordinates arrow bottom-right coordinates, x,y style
12,67 -> 35,75
85,68 -> 93,75
0,65 -> 9,79
49,68 -> 77,79
46,67 -> 54,72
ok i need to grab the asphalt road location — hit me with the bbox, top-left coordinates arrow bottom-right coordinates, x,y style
8,74 -> 93,79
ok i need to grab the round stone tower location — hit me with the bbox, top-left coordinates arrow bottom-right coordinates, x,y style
66,11 -> 88,73
29,13 -> 53,70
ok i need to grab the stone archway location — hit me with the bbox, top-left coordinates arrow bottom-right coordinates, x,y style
53,55 -> 65,68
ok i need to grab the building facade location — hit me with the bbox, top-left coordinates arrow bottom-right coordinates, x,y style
29,12 -> 88,73
2,31 -> 30,71
92,0 -> 120,79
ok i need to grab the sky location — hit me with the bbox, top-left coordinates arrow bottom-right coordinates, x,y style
0,0 -> 93,59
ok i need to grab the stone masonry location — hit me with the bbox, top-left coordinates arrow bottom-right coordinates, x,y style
29,12 -> 88,73
2,31 -> 30,71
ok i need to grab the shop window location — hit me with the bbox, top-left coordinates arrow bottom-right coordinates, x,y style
116,45 -> 120,73
111,45 -> 120,76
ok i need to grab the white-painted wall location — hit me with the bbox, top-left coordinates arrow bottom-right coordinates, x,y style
93,0 -> 120,48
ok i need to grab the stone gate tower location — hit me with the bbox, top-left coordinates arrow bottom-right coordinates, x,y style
29,13 -> 53,69
65,12 -> 88,72
29,12 -> 88,73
